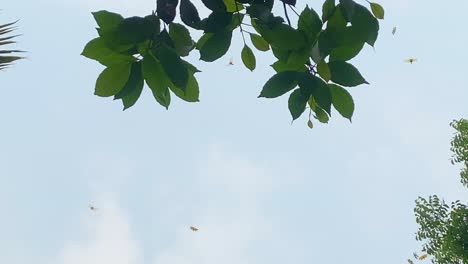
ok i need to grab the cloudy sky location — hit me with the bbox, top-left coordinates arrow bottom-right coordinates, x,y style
1,0 -> 467,264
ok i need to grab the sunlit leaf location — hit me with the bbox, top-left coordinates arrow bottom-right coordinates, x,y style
95,62 -> 132,97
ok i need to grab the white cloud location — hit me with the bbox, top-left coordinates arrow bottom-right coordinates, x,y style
152,144 -> 274,264
57,194 -> 143,264
56,144 -> 277,264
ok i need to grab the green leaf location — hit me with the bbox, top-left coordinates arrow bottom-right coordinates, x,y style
81,38 -> 135,66
298,6 -> 322,44
367,1 -> 384,19
114,62 -> 143,99
259,71 -> 298,98
241,45 -> 256,71
271,60 -> 307,73
115,16 -> 153,44
257,23 -> 307,51
329,41 -> 364,61
95,63 -> 132,97
328,61 -> 368,87
169,71 -> 200,102
204,11 -> 233,33
142,54 -> 171,109
271,46 -> 290,61
286,48 -> 310,69
317,61 -> 331,82
180,0 -> 202,28
223,0 -> 244,12
326,6 -> 346,30
199,31 -> 232,62
201,0 -> 227,12
227,13 -> 245,31
322,0 -> 336,22
352,4 -> 379,46
250,33 -> 270,51
92,10 -> 123,30
339,0 -> 356,22
288,89 -> 309,120
169,23 -> 195,57
308,96 -> 329,123
329,83 -> 354,121
298,73 -> 332,114
116,62 -> 144,110
154,44 -> 189,91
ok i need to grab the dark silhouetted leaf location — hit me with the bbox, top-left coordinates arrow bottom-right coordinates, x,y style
142,54 -> 171,108
329,61 -> 368,87
288,88 -> 309,120
120,16 -> 153,44
201,0 -> 226,12
154,43 -> 189,91
169,65 -> 200,102
116,62 -> 144,110
180,0 -> 202,28
199,31 -> 232,62
259,71 -> 298,98
298,73 -> 331,114
204,11 -> 233,33
339,0 -> 356,22
157,0 -> 179,24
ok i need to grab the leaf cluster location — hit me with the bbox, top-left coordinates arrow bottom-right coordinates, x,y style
82,0 -> 383,126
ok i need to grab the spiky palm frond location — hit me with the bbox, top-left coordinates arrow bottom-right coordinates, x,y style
0,20 -> 24,71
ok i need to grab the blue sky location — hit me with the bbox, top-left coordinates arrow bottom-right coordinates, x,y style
0,0 -> 467,263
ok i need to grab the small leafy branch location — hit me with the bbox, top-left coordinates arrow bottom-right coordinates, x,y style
0,19 -> 24,71
82,0 -> 384,126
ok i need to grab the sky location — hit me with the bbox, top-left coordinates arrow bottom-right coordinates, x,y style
0,0 -> 467,264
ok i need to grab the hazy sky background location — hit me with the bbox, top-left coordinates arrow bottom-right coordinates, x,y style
1,0 -> 467,264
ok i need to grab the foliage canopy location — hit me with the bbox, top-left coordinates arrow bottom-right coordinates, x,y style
82,0 -> 384,125
414,119 -> 468,264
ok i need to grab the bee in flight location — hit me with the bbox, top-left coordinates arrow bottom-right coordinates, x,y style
404,58 -> 417,64
418,254 -> 428,260
227,57 -> 234,66
408,259 -> 414,264
89,204 -> 97,211
190,226 -> 199,231
392,26 -> 397,35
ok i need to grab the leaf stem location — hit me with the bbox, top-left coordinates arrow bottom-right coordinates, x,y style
234,0 -> 246,45
283,2 -> 291,26
288,5 -> 300,17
